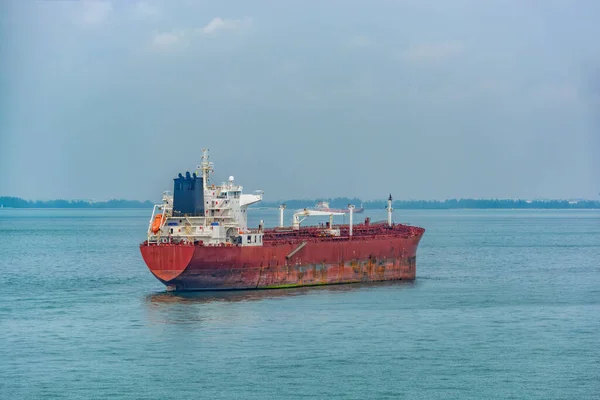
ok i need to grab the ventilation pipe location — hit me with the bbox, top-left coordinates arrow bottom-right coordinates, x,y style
387,194 -> 393,227
348,204 -> 355,237
279,204 -> 286,227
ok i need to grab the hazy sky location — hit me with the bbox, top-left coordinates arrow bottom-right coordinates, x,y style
1,0 -> 599,201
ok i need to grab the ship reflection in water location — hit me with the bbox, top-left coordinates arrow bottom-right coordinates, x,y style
147,287 -> 316,305
143,281 -> 416,325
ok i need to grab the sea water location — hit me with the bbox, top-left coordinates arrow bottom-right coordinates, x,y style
0,208 -> 598,399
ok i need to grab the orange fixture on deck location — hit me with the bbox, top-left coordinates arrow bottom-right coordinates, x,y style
151,214 -> 164,234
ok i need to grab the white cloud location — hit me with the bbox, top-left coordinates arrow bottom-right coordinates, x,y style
147,16 -> 252,52
398,40 -> 465,65
199,17 -> 252,35
134,1 -> 158,18
79,0 -> 113,25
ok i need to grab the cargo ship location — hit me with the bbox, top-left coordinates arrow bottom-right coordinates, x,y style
140,149 -> 425,292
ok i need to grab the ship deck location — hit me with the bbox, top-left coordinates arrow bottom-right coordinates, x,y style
141,221 -> 425,247
261,221 -> 423,245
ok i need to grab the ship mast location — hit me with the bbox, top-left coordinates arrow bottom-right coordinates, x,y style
198,148 -> 214,192
387,194 -> 393,226
279,204 -> 286,228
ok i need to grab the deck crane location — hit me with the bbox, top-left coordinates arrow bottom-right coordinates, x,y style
292,208 -> 345,232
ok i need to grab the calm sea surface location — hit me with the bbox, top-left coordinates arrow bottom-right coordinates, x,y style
1,208 -> 598,399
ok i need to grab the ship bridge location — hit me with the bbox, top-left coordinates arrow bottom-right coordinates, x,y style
146,149 -> 264,247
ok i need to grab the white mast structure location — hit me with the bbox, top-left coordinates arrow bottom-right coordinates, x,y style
279,204 -> 286,228
198,148 -> 213,193
387,194 -> 393,226
348,204 -> 355,237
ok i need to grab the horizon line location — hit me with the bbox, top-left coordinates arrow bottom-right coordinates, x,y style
1,195 -> 599,203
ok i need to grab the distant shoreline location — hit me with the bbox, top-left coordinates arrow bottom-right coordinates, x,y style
261,199 -> 600,210
1,196 -> 598,210
0,197 -> 154,209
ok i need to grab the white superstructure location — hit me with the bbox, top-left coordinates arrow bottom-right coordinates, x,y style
146,148 -> 359,247
146,149 -> 264,246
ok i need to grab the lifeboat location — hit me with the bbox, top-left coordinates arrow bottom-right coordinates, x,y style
151,214 -> 165,234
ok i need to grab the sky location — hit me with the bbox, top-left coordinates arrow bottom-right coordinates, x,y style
1,0 -> 599,202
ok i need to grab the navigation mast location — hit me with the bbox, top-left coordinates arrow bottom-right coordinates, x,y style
197,148 -> 214,192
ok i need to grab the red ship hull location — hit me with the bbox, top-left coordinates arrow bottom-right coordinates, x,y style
140,222 -> 425,291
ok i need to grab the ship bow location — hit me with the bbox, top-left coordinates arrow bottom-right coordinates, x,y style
140,244 -> 195,282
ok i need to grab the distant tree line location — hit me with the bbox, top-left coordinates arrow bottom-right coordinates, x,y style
1,196 -> 599,209
0,197 -> 154,209
260,197 -> 600,209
